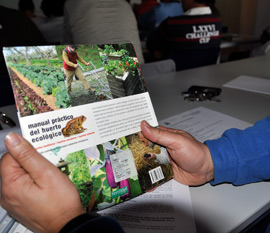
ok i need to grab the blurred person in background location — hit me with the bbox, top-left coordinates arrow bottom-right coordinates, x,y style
38,0 -> 66,44
18,0 -> 47,27
138,0 -> 184,40
134,0 -> 158,19
146,0 -> 221,70
64,0 -> 145,64
251,26 -> 270,57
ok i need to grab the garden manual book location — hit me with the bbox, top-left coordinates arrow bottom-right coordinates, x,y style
3,43 -> 174,211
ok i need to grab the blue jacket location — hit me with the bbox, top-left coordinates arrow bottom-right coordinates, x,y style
206,115 -> 270,233
205,115 -> 270,185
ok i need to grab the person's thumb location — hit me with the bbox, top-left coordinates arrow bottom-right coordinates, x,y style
4,132 -> 56,180
140,120 -> 178,148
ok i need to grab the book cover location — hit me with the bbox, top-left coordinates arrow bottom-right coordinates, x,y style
3,43 -> 173,211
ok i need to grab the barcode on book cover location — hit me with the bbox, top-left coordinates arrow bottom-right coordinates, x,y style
149,166 -> 164,184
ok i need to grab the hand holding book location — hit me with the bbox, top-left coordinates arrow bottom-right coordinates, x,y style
1,132 -> 86,233
140,120 -> 214,186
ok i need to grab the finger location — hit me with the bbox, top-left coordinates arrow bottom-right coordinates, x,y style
0,153 -> 24,183
140,121 -> 181,148
159,125 -> 185,134
4,132 -> 57,181
0,153 -> 30,208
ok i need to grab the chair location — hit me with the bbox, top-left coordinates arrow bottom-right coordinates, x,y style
169,47 -> 220,71
140,59 -> 176,77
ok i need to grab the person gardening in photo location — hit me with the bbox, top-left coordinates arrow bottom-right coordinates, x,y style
62,45 -> 95,95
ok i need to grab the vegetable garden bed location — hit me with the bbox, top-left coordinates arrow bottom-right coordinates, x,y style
9,68 -> 54,117
10,64 -> 71,116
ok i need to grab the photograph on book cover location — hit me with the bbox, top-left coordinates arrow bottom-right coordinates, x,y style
3,43 -> 146,116
58,133 -> 173,211
3,43 -> 173,210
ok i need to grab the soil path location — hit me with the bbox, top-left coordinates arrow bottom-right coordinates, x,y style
11,67 -> 58,110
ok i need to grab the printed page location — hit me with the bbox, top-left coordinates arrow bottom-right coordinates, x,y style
18,92 -> 157,161
159,106 -> 252,142
99,179 -> 196,233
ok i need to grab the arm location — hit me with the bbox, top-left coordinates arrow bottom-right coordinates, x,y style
205,116 -> 270,185
77,54 -> 88,66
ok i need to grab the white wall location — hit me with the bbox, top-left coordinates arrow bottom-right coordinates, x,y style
216,0 -> 270,36
239,0 -> 257,35
216,0 -> 242,33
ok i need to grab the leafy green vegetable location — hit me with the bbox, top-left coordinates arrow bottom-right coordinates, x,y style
55,82 -> 71,108
42,75 -> 57,95
65,150 -> 93,207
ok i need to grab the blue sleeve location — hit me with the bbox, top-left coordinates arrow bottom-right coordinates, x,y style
205,116 -> 270,186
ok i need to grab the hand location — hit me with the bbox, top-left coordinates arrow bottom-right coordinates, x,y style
75,63 -> 79,68
140,121 -> 214,186
86,62 -> 90,66
0,133 -> 86,233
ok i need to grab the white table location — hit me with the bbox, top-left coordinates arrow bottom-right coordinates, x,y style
144,55 -> 270,233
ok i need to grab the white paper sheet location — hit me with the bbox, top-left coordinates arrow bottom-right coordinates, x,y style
98,179 -> 196,233
223,75 -> 270,95
159,107 -> 252,142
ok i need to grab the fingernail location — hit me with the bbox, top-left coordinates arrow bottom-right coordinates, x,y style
143,120 -> 151,128
5,132 -> 21,147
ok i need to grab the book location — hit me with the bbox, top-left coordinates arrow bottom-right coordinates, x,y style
3,43 -> 173,211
